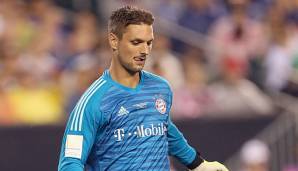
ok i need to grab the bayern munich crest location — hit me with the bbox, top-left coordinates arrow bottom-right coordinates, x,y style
155,98 -> 167,114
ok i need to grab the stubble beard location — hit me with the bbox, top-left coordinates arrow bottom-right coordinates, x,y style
118,55 -> 144,75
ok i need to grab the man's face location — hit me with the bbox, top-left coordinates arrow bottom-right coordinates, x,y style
114,24 -> 154,73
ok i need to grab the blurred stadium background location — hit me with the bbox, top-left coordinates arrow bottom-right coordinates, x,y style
0,0 -> 298,170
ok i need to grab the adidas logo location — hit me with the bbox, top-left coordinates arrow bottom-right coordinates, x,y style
117,106 -> 129,116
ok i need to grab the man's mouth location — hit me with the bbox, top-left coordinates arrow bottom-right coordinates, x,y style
133,56 -> 146,62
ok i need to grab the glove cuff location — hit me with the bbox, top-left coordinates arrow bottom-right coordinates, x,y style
186,151 -> 204,170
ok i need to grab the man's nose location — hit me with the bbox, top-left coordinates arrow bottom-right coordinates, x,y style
140,44 -> 149,56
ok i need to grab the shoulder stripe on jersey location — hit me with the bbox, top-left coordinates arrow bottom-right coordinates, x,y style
74,79 -> 104,131
70,78 -> 103,131
70,78 -> 106,131
78,80 -> 106,131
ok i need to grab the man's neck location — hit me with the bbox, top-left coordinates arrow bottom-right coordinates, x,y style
109,64 -> 140,89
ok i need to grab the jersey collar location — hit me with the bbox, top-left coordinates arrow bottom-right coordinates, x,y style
104,70 -> 144,92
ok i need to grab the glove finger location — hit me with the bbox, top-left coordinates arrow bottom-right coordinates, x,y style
214,162 -> 229,171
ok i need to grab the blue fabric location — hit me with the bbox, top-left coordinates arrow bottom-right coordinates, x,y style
58,70 -> 196,171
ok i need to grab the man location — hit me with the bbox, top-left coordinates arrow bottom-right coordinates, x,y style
58,6 -> 229,171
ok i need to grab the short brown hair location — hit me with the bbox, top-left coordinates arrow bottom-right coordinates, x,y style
108,6 -> 154,39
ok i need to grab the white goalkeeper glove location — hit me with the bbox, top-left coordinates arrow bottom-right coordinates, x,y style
190,160 -> 229,171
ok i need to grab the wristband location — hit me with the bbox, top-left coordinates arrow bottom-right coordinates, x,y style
186,151 -> 204,169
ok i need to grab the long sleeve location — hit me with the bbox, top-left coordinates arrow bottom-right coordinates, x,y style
167,119 -> 197,165
167,86 -> 202,167
58,89 -> 105,171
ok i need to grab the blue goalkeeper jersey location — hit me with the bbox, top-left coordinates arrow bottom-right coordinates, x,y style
58,70 -> 196,171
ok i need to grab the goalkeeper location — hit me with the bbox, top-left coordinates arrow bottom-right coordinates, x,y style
58,6 -> 229,171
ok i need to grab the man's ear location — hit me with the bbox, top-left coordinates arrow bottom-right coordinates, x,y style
108,33 -> 118,51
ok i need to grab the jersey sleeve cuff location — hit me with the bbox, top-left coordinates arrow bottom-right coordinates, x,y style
186,151 -> 204,170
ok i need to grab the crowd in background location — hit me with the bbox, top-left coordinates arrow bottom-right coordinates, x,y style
0,0 -> 298,125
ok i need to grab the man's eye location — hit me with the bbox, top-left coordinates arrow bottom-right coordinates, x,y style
132,41 -> 140,45
147,41 -> 152,46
